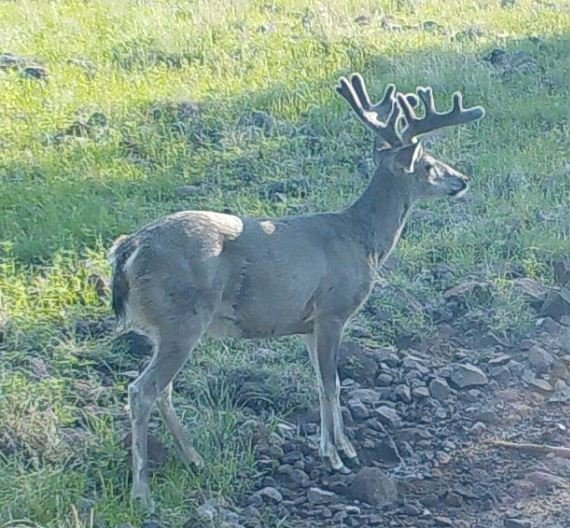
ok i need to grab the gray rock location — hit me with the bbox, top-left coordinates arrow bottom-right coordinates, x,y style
470,422 -> 487,436
429,377 -> 451,400
348,388 -> 381,404
395,384 -> 412,403
512,278 -> 549,308
527,345 -> 554,373
254,486 -> 283,503
347,398 -> 369,420
376,373 -> 394,386
412,386 -> 430,399
450,364 -> 488,389
374,406 -> 401,428
347,467 -> 398,507
541,288 -> 570,320
489,365 -> 511,384
289,468 -> 310,488
307,487 -> 336,504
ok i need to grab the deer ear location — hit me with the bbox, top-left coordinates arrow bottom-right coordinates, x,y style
393,142 -> 423,173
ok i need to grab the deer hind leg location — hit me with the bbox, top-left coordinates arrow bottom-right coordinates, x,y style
157,382 -> 204,469
128,318 -> 207,510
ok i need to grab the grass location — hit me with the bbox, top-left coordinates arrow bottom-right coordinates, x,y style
0,0 -> 569,525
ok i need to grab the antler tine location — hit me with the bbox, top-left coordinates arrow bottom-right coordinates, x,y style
336,74 -> 403,147
350,73 -> 395,117
398,87 -> 486,144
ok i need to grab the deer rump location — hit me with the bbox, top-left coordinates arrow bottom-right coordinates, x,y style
110,210 -> 375,340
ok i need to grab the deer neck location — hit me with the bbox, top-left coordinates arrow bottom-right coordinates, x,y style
345,167 -> 414,264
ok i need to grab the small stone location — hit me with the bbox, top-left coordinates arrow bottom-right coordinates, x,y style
449,364 -> 488,389
289,469 -> 310,488
541,288 -> 570,320
512,278 -> 549,308
434,517 -> 454,527
489,354 -> 512,366
348,388 -> 381,404
374,406 -> 401,428
527,345 -> 554,373
373,437 -> 402,464
402,503 -> 421,516
347,398 -> 369,420
412,386 -> 430,399
472,409 -> 499,423
254,486 -> 283,504
504,519 -> 532,528
522,371 -> 553,393
21,65 -> 48,81
489,365 -> 511,384
395,384 -> 412,403
429,378 -> 451,400
524,471 -> 568,490
347,467 -> 398,507
376,373 -> 394,386
307,487 -> 336,504
470,422 -> 487,436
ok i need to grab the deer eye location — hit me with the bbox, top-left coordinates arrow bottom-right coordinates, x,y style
424,162 -> 434,173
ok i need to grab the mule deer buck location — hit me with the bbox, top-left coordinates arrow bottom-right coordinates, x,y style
110,73 -> 485,509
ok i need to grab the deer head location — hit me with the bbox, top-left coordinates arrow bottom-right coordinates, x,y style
336,73 -> 485,200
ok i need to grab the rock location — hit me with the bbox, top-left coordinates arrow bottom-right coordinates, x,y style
548,381 -> 570,403
347,467 -> 398,507
412,386 -> 430,399
21,66 -> 48,80
553,258 -> 570,286
289,469 -> 310,488
376,373 -> 394,386
489,365 -> 511,385
449,364 -> 488,389
488,354 -> 512,366
522,371 -> 553,392
444,281 -> 489,302
348,388 -> 381,405
347,398 -> 370,420
504,520 -> 532,528
374,437 -> 402,464
0,52 -> 26,70
429,378 -> 451,400
395,384 -> 412,403
307,487 -> 336,504
470,422 -> 487,436
524,471 -> 568,490
512,278 -> 549,308
374,406 -> 401,428
402,503 -> 422,516
338,342 -> 379,385
472,409 -> 499,424
527,345 -> 554,373
253,487 -> 283,504
541,288 -> 570,320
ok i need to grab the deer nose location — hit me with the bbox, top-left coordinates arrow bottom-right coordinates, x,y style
449,177 -> 469,196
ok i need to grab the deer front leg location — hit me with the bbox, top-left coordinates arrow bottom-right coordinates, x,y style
308,320 -> 356,472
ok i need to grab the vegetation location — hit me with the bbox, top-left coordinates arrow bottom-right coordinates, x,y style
0,0 -> 568,525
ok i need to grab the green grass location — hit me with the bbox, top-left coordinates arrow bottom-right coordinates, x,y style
1,0 -> 569,525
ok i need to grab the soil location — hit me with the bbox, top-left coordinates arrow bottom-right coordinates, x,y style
220,315 -> 570,528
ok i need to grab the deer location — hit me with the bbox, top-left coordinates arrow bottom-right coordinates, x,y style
109,73 -> 485,509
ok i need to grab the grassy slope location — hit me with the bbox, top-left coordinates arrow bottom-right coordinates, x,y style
0,0 -> 569,525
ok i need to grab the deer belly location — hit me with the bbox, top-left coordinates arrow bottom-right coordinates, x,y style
207,297 -> 313,339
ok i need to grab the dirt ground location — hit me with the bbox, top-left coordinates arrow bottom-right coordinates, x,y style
190,301 -> 570,528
